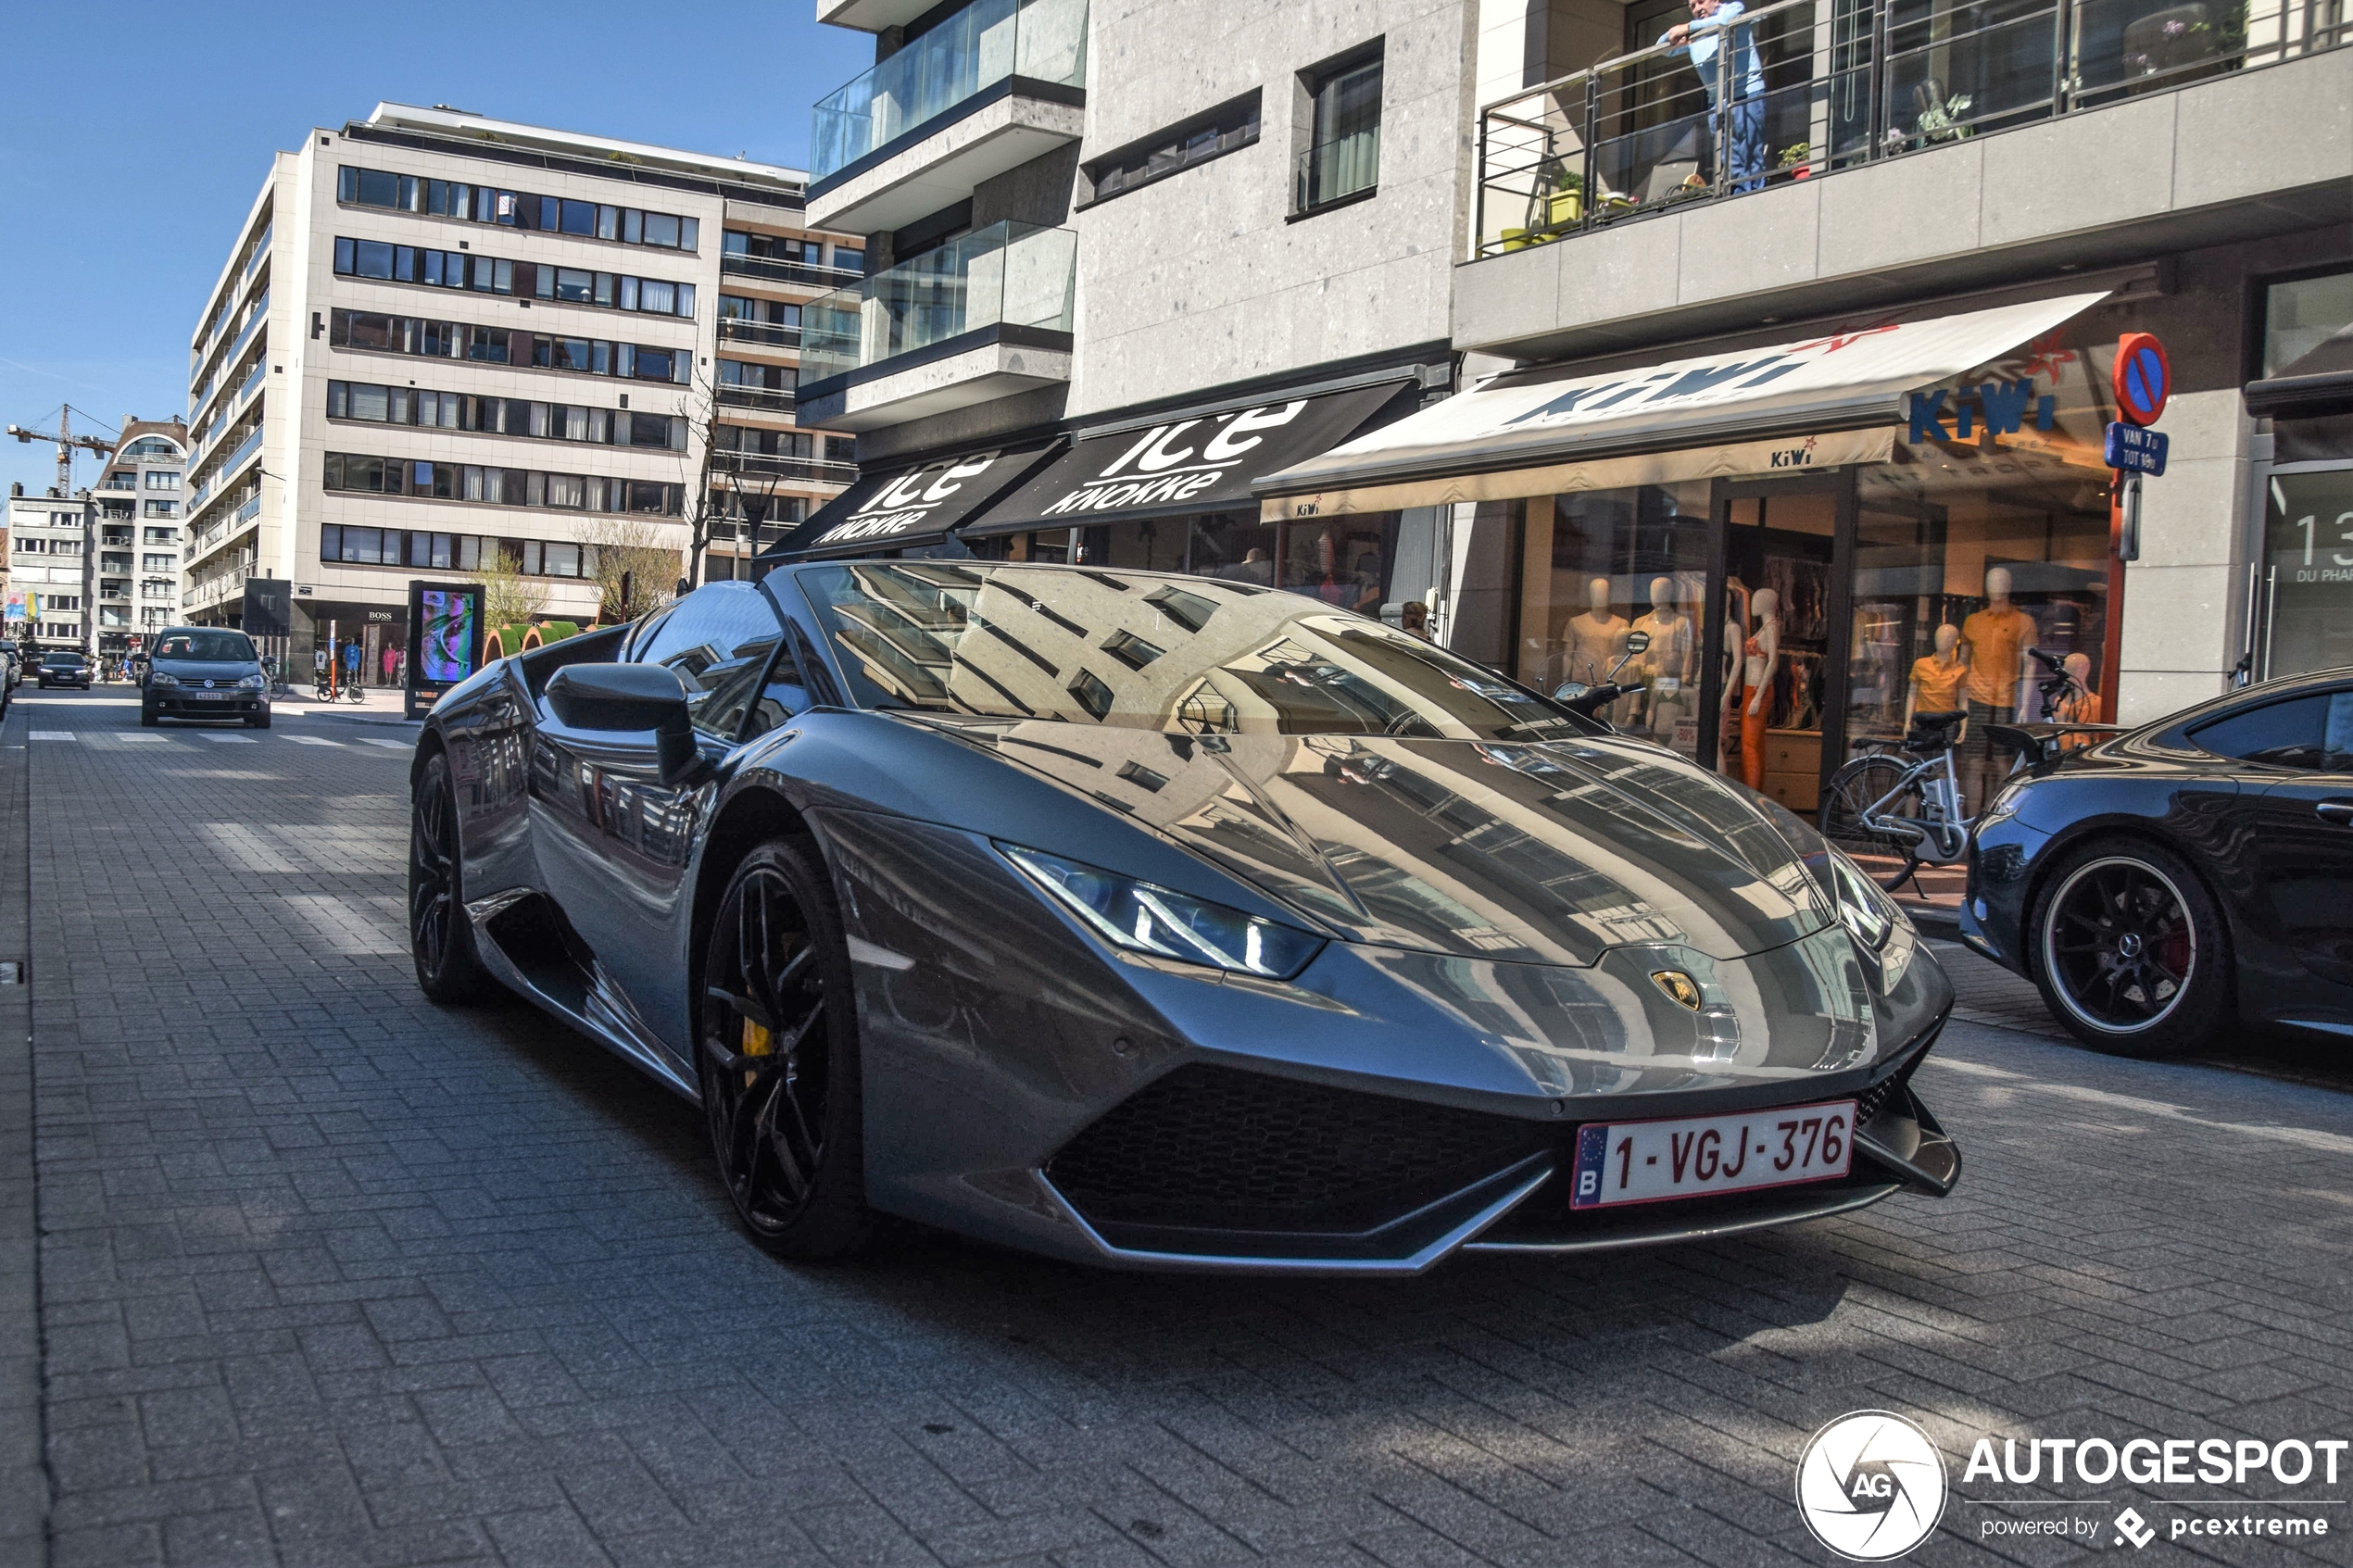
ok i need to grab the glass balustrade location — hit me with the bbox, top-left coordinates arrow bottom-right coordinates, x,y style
798,221 -> 1077,388
812,0 -> 1088,181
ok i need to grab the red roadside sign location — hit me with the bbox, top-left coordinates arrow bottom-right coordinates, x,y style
2113,332 -> 2170,426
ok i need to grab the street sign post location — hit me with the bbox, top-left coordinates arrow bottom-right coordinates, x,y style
2104,420 -> 2169,475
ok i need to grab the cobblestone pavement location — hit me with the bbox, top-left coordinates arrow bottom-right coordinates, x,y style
8,684 -> 2353,1568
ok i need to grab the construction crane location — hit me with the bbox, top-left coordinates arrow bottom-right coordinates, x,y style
6,405 -> 117,491
6,406 -> 119,659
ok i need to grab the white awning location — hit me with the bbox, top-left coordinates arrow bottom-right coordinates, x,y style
1256,292 -> 2108,518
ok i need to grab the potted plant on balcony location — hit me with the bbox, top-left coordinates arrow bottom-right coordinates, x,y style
1779,141 -> 1813,179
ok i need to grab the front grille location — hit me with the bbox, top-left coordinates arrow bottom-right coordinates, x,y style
1048,1064 -> 1541,1236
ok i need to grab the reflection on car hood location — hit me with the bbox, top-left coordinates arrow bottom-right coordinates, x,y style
929,720 -> 1838,963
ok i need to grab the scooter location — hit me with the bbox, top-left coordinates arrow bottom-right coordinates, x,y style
1553,628 -> 1652,721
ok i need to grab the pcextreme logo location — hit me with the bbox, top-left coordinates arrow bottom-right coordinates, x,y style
1795,1411 -> 1948,1561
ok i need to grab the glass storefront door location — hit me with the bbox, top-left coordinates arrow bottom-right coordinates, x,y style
1702,478 -> 1849,814
2261,465 -> 2353,679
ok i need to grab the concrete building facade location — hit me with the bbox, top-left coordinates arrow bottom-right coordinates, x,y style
181,104 -> 862,676
6,419 -> 187,659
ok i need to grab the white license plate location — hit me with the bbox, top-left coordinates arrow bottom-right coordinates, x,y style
191,690 -> 233,700
1570,1098 -> 1856,1209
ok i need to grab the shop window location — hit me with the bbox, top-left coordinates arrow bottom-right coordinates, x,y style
2262,270 -> 2353,377
1282,514 -> 1400,619
1513,485 -> 1711,763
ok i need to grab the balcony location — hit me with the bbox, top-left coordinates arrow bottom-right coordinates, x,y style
712,451 -> 861,484
718,316 -> 805,350
1460,0 -> 2351,360
806,0 -> 1088,233
795,221 -> 1076,433
718,385 -> 799,415
719,254 -> 864,292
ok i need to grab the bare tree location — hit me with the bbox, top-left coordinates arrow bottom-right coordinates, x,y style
582,515 -> 685,623
671,369 -> 726,592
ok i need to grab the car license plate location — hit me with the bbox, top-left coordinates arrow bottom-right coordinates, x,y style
1570,1098 -> 1856,1209
192,690 -> 232,701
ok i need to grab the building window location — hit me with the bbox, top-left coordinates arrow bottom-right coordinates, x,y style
333,239 -> 694,319
1297,50 -> 1383,212
336,166 -> 698,252
1085,92 -> 1264,206
2262,269 -> 2353,377
145,527 -> 179,544
143,500 -> 178,518
322,450 -> 682,518
329,309 -> 692,386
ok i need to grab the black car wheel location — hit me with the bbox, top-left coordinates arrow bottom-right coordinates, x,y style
1820,754 -> 1928,892
2032,838 -> 2229,1057
139,706 -> 158,727
409,751 -> 486,1003
698,836 -> 870,1261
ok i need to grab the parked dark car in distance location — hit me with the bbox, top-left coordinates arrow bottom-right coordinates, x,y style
36,651 -> 90,689
140,628 -> 271,727
1962,667 -> 2353,1055
0,638 -> 19,691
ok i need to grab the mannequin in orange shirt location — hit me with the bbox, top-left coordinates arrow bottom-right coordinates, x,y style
1906,623 -> 1968,726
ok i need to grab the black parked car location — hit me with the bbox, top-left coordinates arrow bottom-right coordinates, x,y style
1963,668 -> 2353,1056
140,628 -> 271,727
0,638 -> 19,691
409,565 -> 1958,1273
36,651 -> 90,689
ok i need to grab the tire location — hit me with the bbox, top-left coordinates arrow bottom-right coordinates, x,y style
139,707 -> 158,727
698,835 -> 871,1261
1819,754 -> 1928,893
409,750 -> 488,1003
247,712 -> 271,729
2030,836 -> 2231,1057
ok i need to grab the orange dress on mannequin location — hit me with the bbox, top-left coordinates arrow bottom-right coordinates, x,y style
1741,628 -> 1769,788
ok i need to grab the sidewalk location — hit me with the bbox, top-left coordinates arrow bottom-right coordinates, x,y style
271,684 -> 418,723
0,695 -> 43,1566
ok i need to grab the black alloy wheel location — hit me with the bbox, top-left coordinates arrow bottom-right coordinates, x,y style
2033,838 -> 2229,1057
698,837 -> 869,1261
1819,754 -> 1928,893
409,751 -> 485,1003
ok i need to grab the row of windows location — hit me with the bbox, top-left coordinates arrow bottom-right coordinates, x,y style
12,538 -> 81,555
330,309 -> 694,385
722,231 -> 856,270
716,359 -> 792,393
327,381 -> 687,451
320,524 -> 605,580
144,500 -> 177,518
713,424 -> 849,461
322,451 -> 684,517
718,294 -> 799,326
333,238 -> 697,320
338,166 -> 701,252
120,436 -> 184,460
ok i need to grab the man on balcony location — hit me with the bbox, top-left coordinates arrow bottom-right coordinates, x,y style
1662,0 -> 1768,194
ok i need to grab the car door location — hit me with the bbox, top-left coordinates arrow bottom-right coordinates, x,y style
2186,685 -> 2353,1009
526,584 -> 789,1050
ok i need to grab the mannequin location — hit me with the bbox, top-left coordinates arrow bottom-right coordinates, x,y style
2051,651 -> 2099,748
1561,576 -> 1629,687
1905,623 -> 1968,727
1959,566 -> 2038,810
1631,576 -> 1696,745
1741,588 -> 1781,789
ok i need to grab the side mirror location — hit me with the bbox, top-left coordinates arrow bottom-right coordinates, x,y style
545,663 -> 702,784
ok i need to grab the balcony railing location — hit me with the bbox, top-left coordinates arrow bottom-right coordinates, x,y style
799,220 -> 1077,388
811,0 -> 1088,181
719,316 -> 804,349
243,223 -> 271,281
234,494 -> 260,525
1473,0 -> 2348,258
718,384 -> 798,412
712,452 -> 860,483
719,253 -> 864,290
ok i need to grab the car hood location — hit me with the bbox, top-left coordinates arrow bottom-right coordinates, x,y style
154,659 -> 259,680
918,719 -> 1839,964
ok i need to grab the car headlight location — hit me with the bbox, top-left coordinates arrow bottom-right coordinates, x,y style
149,671 -> 180,687
1826,845 -> 1905,951
1000,844 -> 1326,979
238,674 -> 265,689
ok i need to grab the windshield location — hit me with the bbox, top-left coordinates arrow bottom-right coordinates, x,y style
155,632 -> 257,661
799,562 -> 1595,741
44,653 -> 85,667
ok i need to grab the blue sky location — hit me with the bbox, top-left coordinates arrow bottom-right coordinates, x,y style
0,0 -> 873,496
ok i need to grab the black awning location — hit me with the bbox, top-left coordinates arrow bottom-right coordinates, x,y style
759,438 -> 1063,561
958,381 -> 1413,538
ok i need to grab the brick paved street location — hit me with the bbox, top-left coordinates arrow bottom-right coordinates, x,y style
6,683 -> 2353,1568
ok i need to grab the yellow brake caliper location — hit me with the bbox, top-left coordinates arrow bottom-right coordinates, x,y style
741,1018 -> 772,1087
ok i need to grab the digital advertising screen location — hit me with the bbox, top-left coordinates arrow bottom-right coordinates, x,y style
405,580 -> 484,717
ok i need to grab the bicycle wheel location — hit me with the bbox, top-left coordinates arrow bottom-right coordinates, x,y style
1819,755 -> 1928,893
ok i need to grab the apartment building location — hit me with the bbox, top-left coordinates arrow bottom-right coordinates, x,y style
181,104 -> 861,676
763,0 -> 1478,623
1269,0 -> 2352,822
6,420 -> 186,656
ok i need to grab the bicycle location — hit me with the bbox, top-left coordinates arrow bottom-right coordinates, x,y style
1818,648 -> 2126,895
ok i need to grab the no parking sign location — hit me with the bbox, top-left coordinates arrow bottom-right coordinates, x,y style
2113,332 -> 2170,426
